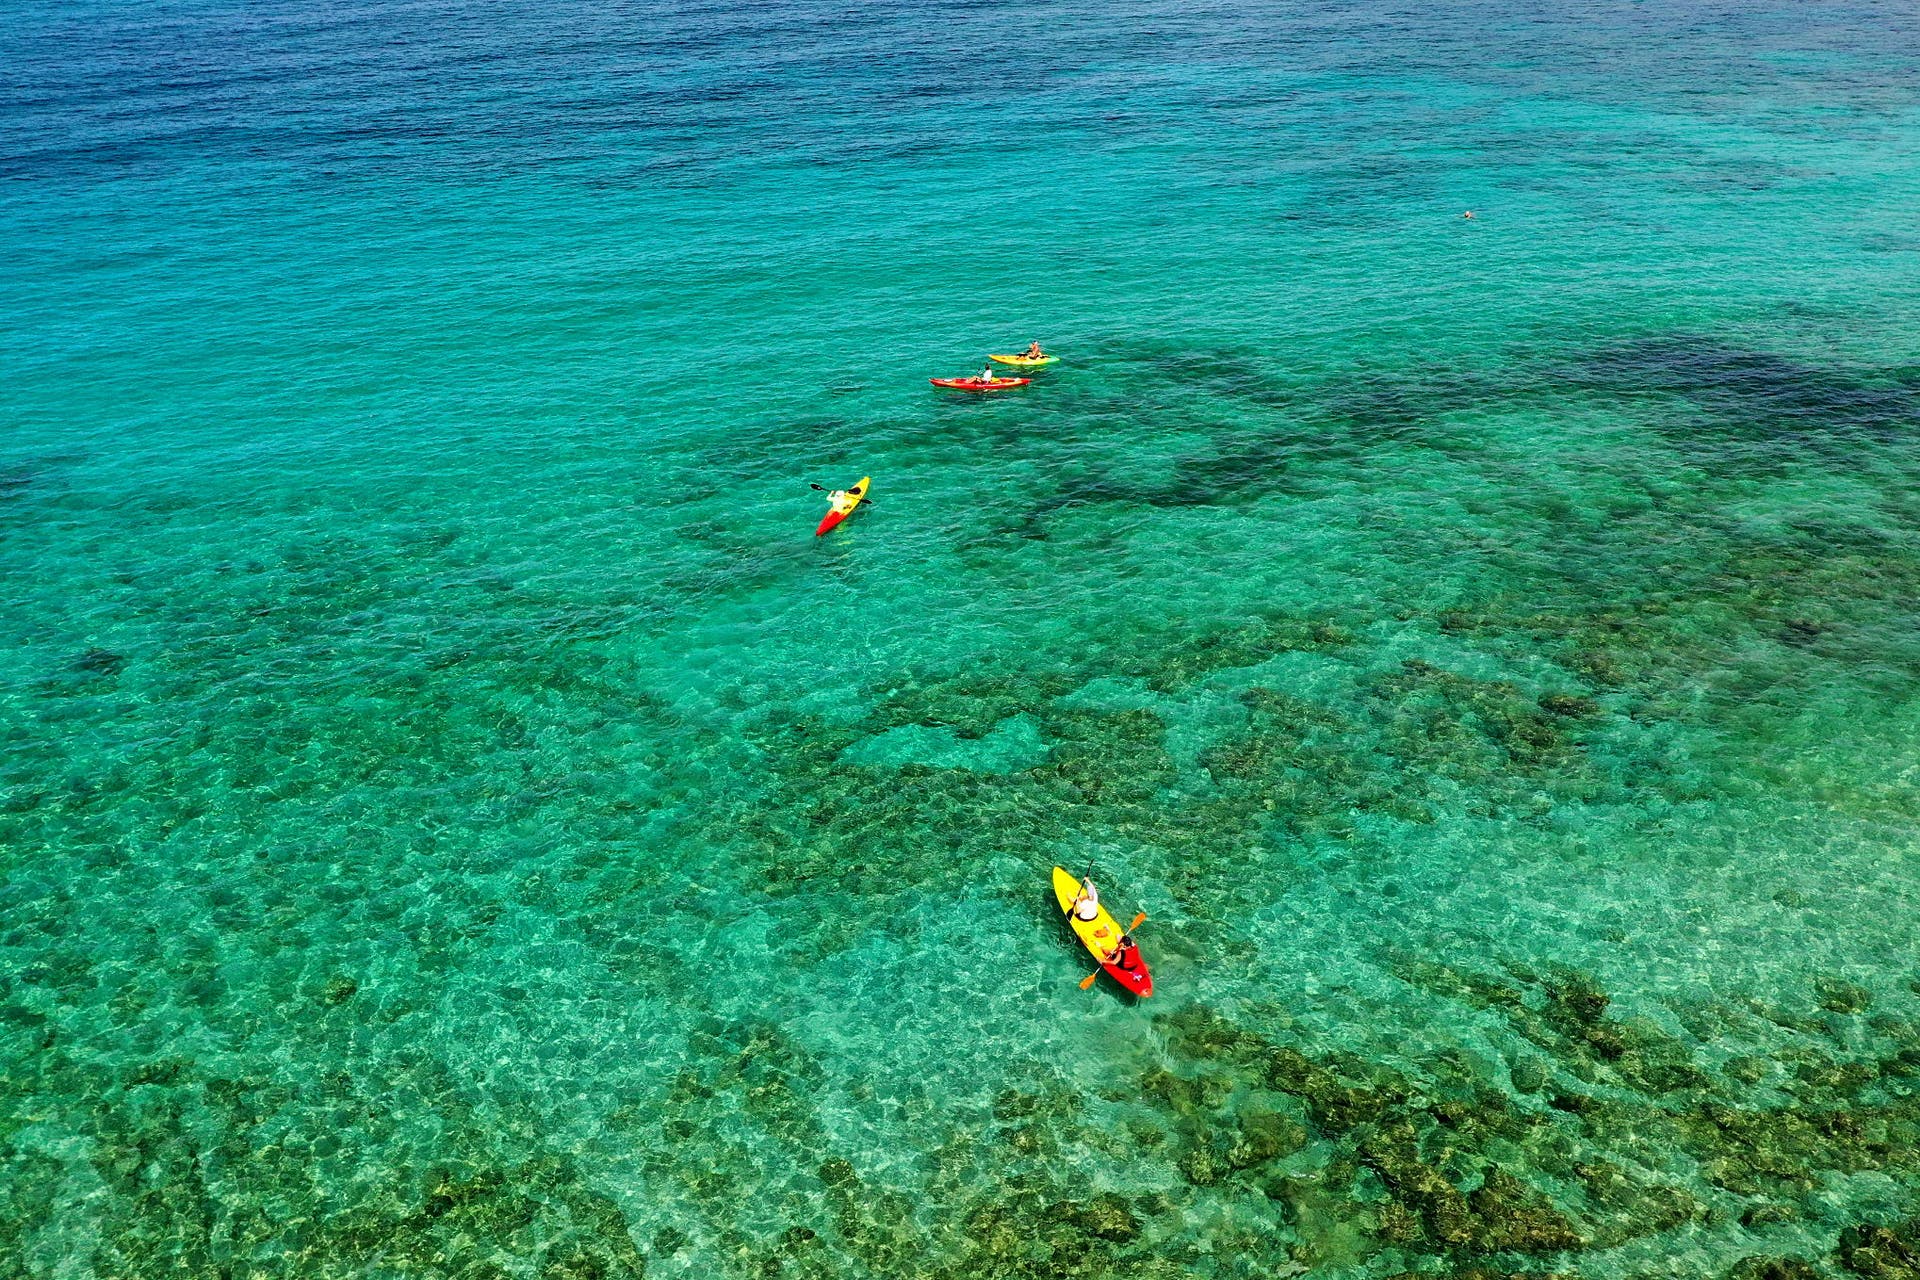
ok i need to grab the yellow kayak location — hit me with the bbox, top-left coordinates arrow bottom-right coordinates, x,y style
988,354 -> 1060,368
816,476 -> 869,536
1052,866 -> 1152,996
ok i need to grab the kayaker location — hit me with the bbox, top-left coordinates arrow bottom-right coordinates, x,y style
1024,340 -> 1045,359
1071,876 -> 1100,922
1110,935 -> 1141,971
977,364 -> 997,385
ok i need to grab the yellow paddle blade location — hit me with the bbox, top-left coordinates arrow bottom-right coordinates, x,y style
1079,972 -> 1099,990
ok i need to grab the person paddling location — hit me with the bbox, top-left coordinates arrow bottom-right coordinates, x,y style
1024,340 -> 1045,359
809,481 -> 872,508
976,364 -> 998,385
1070,875 -> 1100,922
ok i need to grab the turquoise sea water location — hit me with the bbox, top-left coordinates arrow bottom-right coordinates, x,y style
7,1 -> 1920,1275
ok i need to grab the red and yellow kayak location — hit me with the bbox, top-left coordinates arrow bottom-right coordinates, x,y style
815,476 -> 870,536
930,377 -> 1030,392
1052,866 -> 1152,997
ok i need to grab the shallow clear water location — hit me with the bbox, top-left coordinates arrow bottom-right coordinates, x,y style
6,1 -> 1920,1276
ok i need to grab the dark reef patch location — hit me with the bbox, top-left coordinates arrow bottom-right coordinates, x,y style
979,355 -> 1514,540
725,603 -> 1645,946
1578,338 -> 1920,466
1836,1218 -> 1920,1277
1143,986 -> 1920,1275
0,454 -> 85,506
0,1042 -> 651,1280
116,926 -> 1855,1280
0,468 -> 33,500
74,647 -> 126,675
967,338 -> 1920,604
711,475 -> 1920,949
1725,1259 -> 1821,1280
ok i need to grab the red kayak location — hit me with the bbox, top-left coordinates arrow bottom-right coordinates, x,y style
930,377 -> 1030,392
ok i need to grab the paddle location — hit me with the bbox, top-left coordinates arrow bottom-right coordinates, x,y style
1074,867 -> 1100,989
809,483 -> 873,506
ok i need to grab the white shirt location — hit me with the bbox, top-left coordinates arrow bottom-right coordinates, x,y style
1073,880 -> 1099,920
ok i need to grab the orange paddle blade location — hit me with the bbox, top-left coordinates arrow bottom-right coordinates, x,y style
1079,972 -> 1099,990
1128,912 -> 1147,930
